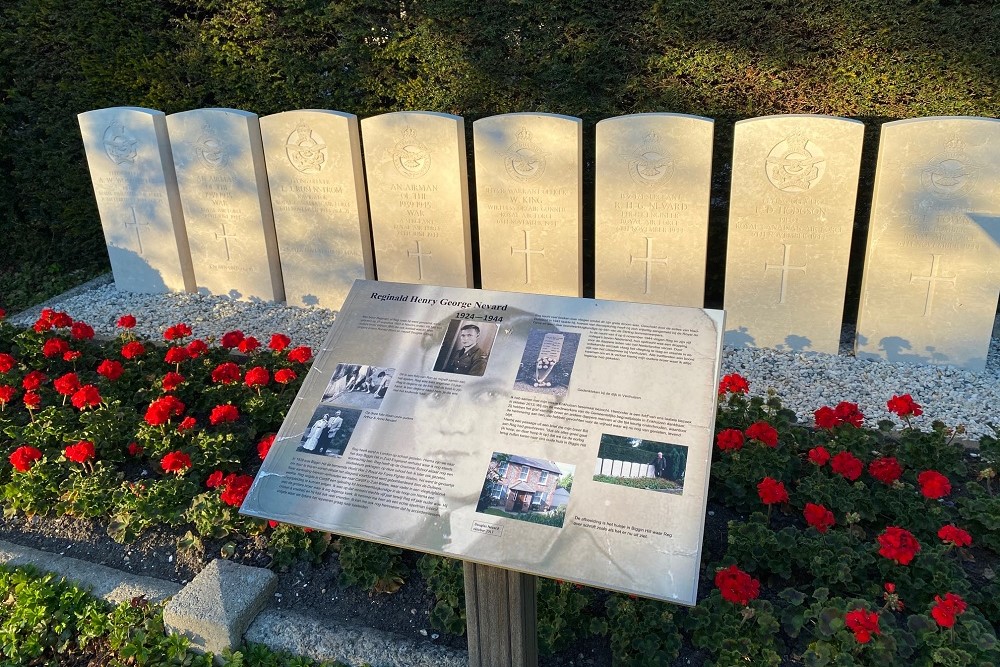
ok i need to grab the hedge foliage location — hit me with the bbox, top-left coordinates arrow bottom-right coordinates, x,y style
1,0 -> 998,307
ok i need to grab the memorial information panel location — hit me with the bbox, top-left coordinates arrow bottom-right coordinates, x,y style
242,280 -> 725,605
260,110 -> 373,309
595,113 -> 713,307
856,117 -> 1000,372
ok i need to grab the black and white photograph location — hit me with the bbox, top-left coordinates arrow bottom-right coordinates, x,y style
432,320 -> 499,377
593,434 -> 687,494
513,329 -> 581,396
296,405 -> 363,458
320,363 -> 395,410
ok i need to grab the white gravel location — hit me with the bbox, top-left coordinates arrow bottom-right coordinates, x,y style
10,276 -> 1000,441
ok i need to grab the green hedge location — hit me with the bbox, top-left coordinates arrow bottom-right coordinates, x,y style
2,0 -> 998,310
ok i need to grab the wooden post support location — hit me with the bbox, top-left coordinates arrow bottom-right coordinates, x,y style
463,561 -> 538,667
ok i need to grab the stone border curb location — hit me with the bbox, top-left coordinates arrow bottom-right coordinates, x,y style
0,539 -> 467,666
10,272 -> 114,322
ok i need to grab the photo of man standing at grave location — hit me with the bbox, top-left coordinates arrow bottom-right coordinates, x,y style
593,434 -> 687,494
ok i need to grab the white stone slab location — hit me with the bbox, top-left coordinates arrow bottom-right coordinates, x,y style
595,114 -> 713,306
166,108 -> 284,302
474,114 -> 582,296
260,110 -> 373,310
856,117 -> 1000,372
78,107 -> 195,294
723,115 -> 864,353
360,112 -> 472,287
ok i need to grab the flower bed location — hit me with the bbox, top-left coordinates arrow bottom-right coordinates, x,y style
0,307 -> 998,665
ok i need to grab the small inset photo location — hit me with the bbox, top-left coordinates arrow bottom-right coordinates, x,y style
320,363 -> 394,410
513,329 -> 581,396
593,434 -> 687,494
296,405 -> 363,458
475,452 -> 575,528
433,320 -> 499,377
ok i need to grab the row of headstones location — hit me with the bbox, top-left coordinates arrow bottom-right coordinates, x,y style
79,109 -> 1000,371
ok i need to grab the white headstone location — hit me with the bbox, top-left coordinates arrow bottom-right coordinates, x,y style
856,117 -> 1000,372
723,115 -> 865,353
360,112 -> 472,287
166,108 -> 284,302
474,113 -> 583,297
595,113 -> 713,306
260,110 -> 373,309
78,107 -> 195,294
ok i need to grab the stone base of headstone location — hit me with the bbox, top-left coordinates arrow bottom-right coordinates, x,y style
463,562 -> 538,667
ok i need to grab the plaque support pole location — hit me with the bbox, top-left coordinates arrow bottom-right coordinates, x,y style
463,562 -> 538,667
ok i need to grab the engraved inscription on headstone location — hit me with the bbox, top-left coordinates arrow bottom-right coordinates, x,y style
78,107 -> 195,294
595,114 -> 713,306
360,112 -> 472,287
167,108 -> 284,302
724,115 -> 864,353
856,117 -> 1000,372
260,110 -> 373,309
475,114 -> 583,297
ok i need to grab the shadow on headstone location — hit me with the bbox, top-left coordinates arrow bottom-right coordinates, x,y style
724,327 -> 756,349
107,246 -> 167,293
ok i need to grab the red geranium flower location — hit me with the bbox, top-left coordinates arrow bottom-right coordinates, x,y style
53,372 -> 81,396
144,395 -> 186,426
804,503 -> 835,533
160,450 -> 192,473
0,353 -> 15,374
23,391 -> 41,410
127,442 -> 143,457
117,314 -> 136,328
269,333 -> 291,352
287,346 -> 312,364
808,446 -> 831,466
878,526 -> 921,565
121,341 -> 146,359
9,445 -> 43,472
219,474 -> 254,507
164,346 -> 190,365
938,524 -> 972,548
51,311 -> 72,328
814,406 -> 838,429
206,470 -> 224,488
931,593 -> 967,628
177,416 -> 197,432
237,336 -> 261,354
22,370 -> 46,390
757,477 -> 788,505
715,429 -> 744,451
887,393 -> 923,418
833,401 -> 864,427
185,339 -> 208,358
0,385 -> 15,405
831,451 -> 863,481
71,321 -> 94,340
162,372 -> 185,392
65,440 -> 96,464
718,373 -> 749,395
163,323 -> 193,341
845,608 -> 880,644
745,421 -> 778,447
244,366 -> 270,388
918,470 -> 951,499
209,404 -> 239,425
868,457 -> 902,485
714,565 -> 760,606
257,434 -> 275,460
71,385 -> 102,410
42,337 -> 70,359
274,368 -> 297,384
63,350 -> 81,363
96,359 -> 124,381
211,362 -> 241,384
220,330 -> 245,349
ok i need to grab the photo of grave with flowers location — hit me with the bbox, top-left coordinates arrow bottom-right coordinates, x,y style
0,306 -> 998,665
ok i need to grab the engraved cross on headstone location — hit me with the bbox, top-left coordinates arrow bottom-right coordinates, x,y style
124,207 -> 150,255
764,243 -> 806,304
407,240 -> 433,281
215,223 -> 239,261
511,230 -> 545,285
910,254 -> 957,318
630,237 -> 669,295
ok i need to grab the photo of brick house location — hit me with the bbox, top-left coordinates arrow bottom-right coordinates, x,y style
486,454 -> 563,513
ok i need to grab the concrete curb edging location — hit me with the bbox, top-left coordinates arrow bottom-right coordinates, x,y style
0,540 -> 467,666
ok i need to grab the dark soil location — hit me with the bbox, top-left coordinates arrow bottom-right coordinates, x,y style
0,502 -> 735,666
